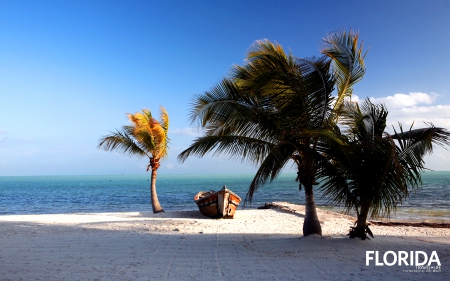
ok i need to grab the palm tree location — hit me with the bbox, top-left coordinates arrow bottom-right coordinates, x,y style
178,30 -> 366,236
98,107 -> 169,213
320,99 -> 450,239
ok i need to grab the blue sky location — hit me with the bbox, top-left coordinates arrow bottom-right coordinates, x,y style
1,0 -> 450,176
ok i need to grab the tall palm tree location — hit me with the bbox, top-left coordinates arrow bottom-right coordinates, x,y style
320,99 -> 450,239
178,30 -> 366,236
98,107 -> 169,213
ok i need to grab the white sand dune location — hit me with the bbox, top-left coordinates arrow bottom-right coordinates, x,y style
0,203 -> 448,280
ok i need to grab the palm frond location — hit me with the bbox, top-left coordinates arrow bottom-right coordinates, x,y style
159,106 -> 170,134
393,123 -> 450,149
189,79 -> 286,145
100,107 -> 170,165
392,123 -> 450,184
178,135 -> 275,165
321,28 -> 367,112
98,129 -> 148,158
245,142 -> 297,203
126,108 -> 170,160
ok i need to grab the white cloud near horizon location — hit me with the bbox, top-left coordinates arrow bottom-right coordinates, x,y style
360,92 -> 450,130
370,92 -> 437,108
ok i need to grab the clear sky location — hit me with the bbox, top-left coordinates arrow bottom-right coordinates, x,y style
1,0 -> 450,176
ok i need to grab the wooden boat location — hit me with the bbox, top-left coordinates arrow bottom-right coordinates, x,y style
194,186 -> 242,218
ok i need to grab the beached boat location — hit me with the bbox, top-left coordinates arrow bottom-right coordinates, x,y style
194,186 -> 242,218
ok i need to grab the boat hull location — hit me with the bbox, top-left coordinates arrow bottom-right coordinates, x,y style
194,186 -> 241,218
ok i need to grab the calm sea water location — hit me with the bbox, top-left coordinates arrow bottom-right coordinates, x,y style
0,172 -> 449,222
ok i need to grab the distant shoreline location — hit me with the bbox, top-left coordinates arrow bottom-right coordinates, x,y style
1,173 -> 449,224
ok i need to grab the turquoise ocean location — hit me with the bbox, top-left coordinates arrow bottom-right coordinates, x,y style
1,172 -> 449,223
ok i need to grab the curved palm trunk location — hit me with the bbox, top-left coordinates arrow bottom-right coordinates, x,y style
303,184 -> 322,236
150,158 -> 164,213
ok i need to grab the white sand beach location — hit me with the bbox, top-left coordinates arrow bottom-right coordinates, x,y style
1,203 -> 449,280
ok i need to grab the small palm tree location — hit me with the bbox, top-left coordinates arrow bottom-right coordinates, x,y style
179,30 -> 366,236
98,107 -> 169,213
320,99 -> 450,239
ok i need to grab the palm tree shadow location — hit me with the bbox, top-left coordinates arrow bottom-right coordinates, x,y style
257,203 -> 306,219
272,207 -> 306,218
137,210 -> 231,220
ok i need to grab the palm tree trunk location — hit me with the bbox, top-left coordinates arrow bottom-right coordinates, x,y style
303,184 -> 322,236
351,207 -> 369,239
150,166 -> 164,213
356,209 -> 369,229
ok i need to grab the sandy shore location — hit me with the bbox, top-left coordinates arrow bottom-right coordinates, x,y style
1,203 -> 449,280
